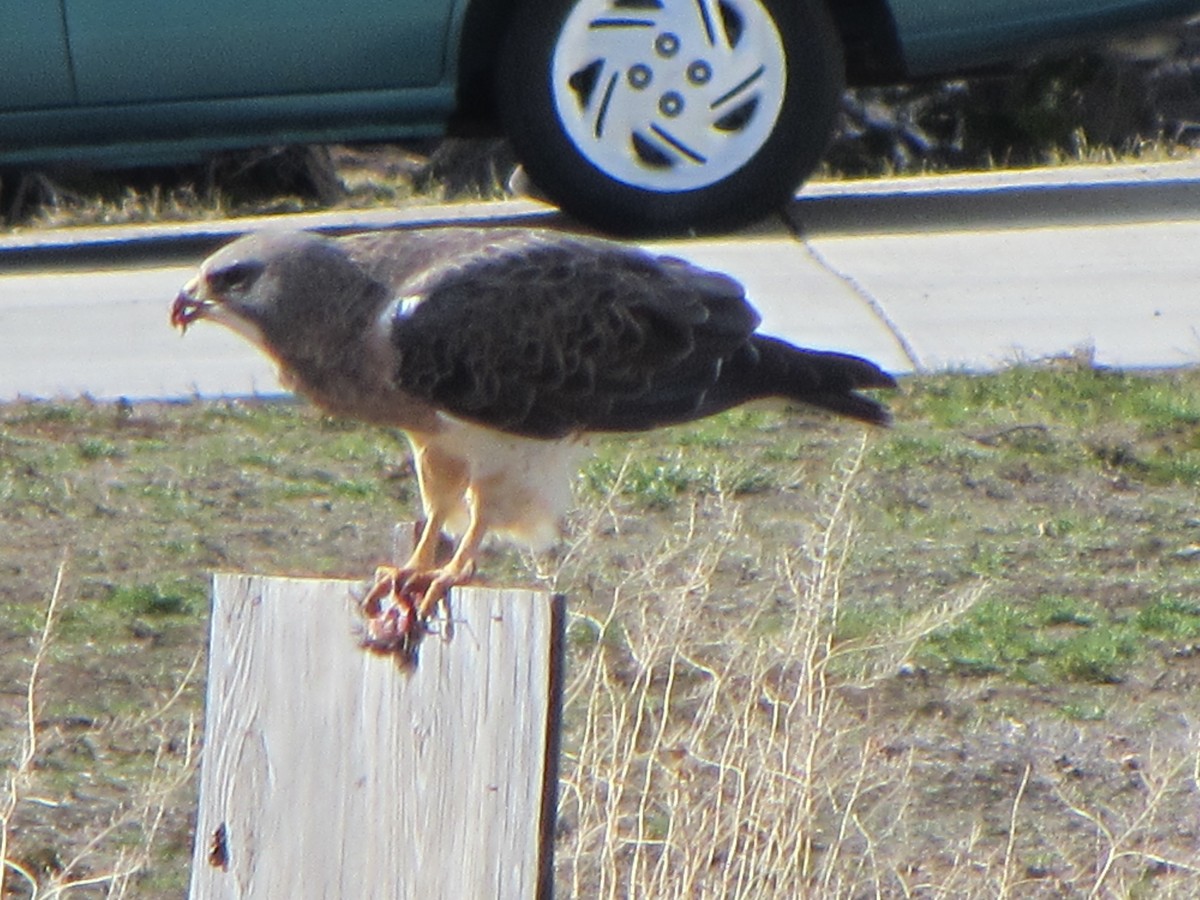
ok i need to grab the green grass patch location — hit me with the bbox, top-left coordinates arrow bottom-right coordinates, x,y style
908,367 -> 1200,431
1134,596 -> 1200,640
104,581 -> 202,618
76,437 -> 123,461
918,591 -> 1196,685
901,367 -> 1200,485
583,452 -> 704,509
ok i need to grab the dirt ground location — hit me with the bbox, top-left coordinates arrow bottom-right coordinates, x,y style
1,363 -> 1198,896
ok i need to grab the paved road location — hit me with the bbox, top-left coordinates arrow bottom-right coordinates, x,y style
1,161 -> 1198,402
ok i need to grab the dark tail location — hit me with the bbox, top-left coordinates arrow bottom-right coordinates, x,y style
707,336 -> 898,426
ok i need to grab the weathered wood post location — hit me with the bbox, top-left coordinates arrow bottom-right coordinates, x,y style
188,566 -> 564,899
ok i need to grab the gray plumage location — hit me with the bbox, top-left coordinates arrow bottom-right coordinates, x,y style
174,227 -> 896,438
173,226 -> 896,634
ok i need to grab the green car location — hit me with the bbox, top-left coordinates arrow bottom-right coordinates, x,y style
3,0 -> 1198,233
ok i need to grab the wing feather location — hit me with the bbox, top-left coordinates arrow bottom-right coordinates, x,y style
385,235 -> 759,439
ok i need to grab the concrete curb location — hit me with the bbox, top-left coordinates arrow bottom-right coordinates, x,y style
2,159 -> 1198,257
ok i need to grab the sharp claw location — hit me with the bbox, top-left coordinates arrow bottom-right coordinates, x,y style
414,579 -> 449,620
357,567 -> 423,663
357,564 -> 465,663
360,569 -> 397,617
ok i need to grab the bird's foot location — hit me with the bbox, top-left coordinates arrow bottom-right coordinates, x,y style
357,565 -> 463,663
359,571 -> 422,662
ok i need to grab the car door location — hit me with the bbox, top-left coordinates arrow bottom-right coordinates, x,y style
62,0 -> 456,105
0,1 -> 74,110
888,0 -> 1199,74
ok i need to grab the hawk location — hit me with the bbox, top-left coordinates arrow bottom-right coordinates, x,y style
172,227 -> 895,651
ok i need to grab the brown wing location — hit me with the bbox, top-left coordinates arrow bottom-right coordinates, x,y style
385,235 -> 762,439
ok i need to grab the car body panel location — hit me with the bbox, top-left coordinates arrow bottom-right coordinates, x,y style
888,0 -> 1200,74
62,0 -> 451,104
0,88 -> 456,167
0,0 -> 469,167
0,2 -> 74,111
1,0 -> 1200,176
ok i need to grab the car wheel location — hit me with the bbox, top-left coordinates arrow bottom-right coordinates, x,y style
499,0 -> 844,234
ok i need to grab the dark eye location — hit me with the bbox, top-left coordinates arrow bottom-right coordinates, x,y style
207,260 -> 264,295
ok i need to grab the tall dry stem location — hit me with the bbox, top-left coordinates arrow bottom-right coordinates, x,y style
558,439 -> 893,898
1,555 -> 199,900
1,557 -> 68,898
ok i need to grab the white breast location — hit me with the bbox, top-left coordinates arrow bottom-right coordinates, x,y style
424,414 -> 589,550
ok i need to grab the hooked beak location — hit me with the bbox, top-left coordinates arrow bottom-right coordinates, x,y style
171,278 -> 210,333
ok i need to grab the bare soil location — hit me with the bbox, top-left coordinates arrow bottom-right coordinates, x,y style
1,363 -> 1198,896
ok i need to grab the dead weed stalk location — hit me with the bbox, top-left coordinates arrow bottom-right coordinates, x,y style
1,557 -> 197,900
555,432 -> 1200,897
556,438 -> 961,897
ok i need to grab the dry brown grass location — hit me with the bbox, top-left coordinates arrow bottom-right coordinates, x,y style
554,443 -> 928,896
1,558 -> 198,899
1,375 -> 1198,896
548,440 -> 1200,898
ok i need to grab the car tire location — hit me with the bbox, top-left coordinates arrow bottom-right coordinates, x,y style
499,0 -> 844,235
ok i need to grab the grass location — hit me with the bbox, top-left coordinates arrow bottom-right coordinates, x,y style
1,146 -> 467,232
6,124 -> 1196,233
1,361 -> 1199,896
920,594 -> 1146,684
1,561 -> 198,899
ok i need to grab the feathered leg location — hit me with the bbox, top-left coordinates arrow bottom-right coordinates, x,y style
360,439 -> 469,656
400,492 -> 486,618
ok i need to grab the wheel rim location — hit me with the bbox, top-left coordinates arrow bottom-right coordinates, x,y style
550,0 -> 787,193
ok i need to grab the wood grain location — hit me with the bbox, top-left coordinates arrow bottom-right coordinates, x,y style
189,574 -> 563,899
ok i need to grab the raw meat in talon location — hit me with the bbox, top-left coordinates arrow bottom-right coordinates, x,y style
359,583 -> 425,661
356,562 -> 464,662
362,566 -> 448,617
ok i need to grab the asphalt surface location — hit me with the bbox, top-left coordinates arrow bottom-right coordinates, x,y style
1,160 -> 1198,402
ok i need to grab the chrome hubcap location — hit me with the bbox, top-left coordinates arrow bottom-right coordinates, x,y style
551,0 -> 787,192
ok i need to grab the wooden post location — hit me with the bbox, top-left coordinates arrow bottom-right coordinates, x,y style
189,573 -> 564,899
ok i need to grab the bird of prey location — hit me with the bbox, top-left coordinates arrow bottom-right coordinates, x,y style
172,227 -> 895,651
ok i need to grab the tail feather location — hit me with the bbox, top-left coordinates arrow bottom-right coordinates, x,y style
801,389 -> 894,425
707,336 -> 897,426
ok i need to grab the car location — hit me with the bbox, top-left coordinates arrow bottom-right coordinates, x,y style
3,0 -> 1199,234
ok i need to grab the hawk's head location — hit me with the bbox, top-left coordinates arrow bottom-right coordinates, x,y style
172,244 -> 268,346
173,230 -> 390,366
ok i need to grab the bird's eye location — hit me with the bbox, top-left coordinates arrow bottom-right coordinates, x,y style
208,261 -> 264,295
